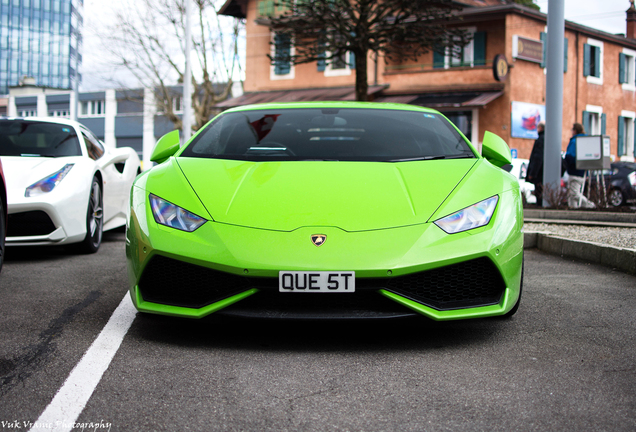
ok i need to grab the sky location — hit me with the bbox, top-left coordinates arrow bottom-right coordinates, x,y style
79,0 -> 636,91
537,0 -> 633,35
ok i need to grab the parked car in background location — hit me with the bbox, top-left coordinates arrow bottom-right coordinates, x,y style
0,159 -> 6,273
0,117 -> 140,253
600,162 -> 636,207
504,158 -> 536,204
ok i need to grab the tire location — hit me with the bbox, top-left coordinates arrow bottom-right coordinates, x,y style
77,177 -> 103,254
608,188 -> 624,207
0,197 -> 5,273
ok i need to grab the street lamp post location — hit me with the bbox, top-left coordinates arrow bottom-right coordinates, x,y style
543,0 -> 565,207
182,0 -> 193,144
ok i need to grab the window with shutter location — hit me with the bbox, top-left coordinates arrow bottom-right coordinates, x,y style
585,39 -> 603,84
271,32 -> 294,80
620,49 -> 636,91
618,116 -> 625,156
274,34 -> 291,75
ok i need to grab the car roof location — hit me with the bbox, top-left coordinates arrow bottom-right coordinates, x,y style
224,101 -> 442,114
0,116 -> 83,129
612,161 -> 636,169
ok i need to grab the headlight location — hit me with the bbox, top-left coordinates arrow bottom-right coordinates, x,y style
25,164 -> 74,197
434,196 -> 499,234
149,194 -> 207,232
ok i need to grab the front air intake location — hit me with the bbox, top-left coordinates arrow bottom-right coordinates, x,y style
382,257 -> 506,310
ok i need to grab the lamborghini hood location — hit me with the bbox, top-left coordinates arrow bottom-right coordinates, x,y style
175,158 -> 477,232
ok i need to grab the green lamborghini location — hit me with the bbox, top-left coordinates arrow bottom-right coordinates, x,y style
126,102 -> 523,320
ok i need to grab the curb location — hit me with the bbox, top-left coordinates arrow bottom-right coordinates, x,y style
524,231 -> 636,275
524,209 -> 636,224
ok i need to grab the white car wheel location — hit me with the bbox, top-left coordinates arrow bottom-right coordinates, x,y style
78,177 -> 103,253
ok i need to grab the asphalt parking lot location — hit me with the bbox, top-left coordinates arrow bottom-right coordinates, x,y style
0,229 -> 635,431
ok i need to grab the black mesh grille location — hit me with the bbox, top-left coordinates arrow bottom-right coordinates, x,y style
380,257 -> 506,310
220,290 -> 417,319
139,255 -> 277,309
7,211 -> 56,237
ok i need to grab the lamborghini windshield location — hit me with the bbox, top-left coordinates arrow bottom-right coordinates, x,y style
0,120 -> 82,157
181,108 -> 476,162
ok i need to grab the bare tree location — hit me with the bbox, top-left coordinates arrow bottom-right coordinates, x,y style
266,0 -> 470,101
98,0 -> 243,132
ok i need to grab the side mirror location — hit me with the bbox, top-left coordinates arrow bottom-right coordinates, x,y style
150,130 -> 181,164
481,131 -> 512,168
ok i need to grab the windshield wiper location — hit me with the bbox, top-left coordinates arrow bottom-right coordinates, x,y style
445,153 -> 475,159
387,155 -> 447,162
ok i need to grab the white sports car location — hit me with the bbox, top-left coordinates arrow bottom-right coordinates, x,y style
508,158 -> 537,204
0,117 -> 140,253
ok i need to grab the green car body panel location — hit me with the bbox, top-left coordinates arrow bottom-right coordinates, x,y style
126,102 -> 524,320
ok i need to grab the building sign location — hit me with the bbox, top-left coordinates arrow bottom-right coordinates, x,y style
493,54 -> 509,81
512,35 -> 543,64
511,101 -> 545,139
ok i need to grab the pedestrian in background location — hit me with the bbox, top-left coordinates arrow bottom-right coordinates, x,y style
526,122 -> 544,203
564,123 -> 595,209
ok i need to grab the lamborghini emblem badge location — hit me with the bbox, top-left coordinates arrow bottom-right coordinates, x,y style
311,234 -> 327,247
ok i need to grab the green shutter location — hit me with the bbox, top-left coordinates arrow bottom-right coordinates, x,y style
433,50 -> 445,69
317,40 -> 326,72
633,121 -> 636,157
601,113 -> 606,135
563,38 -> 568,73
582,111 -> 592,134
349,32 -> 356,69
473,31 -> 486,66
583,43 -> 591,77
260,0 -> 275,16
618,117 -> 625,156
619,53 -> 627,83
540,32 -> 547,68
593,46 -> 601,78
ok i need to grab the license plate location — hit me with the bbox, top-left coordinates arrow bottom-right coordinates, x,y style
279,271 -> 355,293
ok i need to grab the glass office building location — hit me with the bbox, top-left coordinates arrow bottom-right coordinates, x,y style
0,0 -> 82,95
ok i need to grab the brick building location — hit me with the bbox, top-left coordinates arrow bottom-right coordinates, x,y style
219,0 -> 636,161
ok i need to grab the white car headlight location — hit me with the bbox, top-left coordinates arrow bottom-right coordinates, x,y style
25,164 -> 74,197
434,196 -> 499,234
149,194 -> 206,232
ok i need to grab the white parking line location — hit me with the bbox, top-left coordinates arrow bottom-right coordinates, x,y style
29,294 -> 137,432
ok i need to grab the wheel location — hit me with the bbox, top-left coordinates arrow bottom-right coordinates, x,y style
608,188 -> 624,207
0,197 -> 5,273
77,177 -> 103,253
